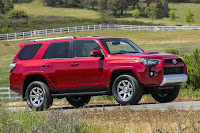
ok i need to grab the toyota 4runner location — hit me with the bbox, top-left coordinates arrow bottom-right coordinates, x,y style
9,36 -> 187,110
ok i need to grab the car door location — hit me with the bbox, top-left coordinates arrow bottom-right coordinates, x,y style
39,41 -> 71,91
70,40 -> 107,92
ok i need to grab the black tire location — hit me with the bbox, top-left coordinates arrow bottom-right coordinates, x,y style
151,86 -> 179,103
25,81 -> 53,111
112,75 -> 143,105
66,96 -> 91,108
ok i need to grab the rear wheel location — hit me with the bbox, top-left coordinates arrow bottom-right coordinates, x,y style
66,96 -> 91,108
112,75 -> 143,105
25,81 -> 53,111
151,86 -> 179,103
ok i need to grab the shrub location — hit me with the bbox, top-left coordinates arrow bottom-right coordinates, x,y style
166,49 -> 179,55
0,102 -> 86,133
13,0 -> 33,3
166,49 -> 200,90
184,49 -> 200,90
6,10 -> 28,19
0,26 -> 13,33
132,9 -> 140,19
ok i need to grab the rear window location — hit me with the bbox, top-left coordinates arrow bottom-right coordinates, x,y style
17,44 -> 42,60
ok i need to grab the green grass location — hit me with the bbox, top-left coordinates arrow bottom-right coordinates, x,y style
0,106 -> 85,132
115,3 -> 200,26
14,1 -> 200,26
14,0 -> 100,19
1,30 -> 200,87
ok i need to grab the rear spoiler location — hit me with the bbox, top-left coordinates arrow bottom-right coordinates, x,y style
18,43 -> 25,47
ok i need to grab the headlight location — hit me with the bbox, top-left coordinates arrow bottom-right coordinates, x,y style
179,56 -> 184,61
139,58 -> 161,66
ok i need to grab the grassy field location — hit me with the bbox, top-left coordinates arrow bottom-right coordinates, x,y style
14,0 -> 100,19
1,104 -> 200,132
14,0 -> 200,26
119,3 -> 200,26
80,108 -> 200,132
1,30 -> 200,87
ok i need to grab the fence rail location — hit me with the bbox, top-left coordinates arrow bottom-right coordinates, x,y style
1,24 -> 200,40
0,88 -> 21,99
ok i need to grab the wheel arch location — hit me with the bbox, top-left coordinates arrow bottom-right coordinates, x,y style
108,68 -> 140,94
22,74 -> 54,100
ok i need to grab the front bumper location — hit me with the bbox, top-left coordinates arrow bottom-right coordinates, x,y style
160,74 -> 187,87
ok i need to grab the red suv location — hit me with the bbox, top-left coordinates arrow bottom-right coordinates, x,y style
10,36 -> 187,110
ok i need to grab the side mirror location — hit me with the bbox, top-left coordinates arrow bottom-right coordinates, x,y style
90,50 -> 103,57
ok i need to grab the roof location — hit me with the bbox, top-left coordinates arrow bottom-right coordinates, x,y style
18,36 -> 123,47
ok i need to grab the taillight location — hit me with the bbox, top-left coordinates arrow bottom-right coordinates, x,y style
10,62 -> 17,73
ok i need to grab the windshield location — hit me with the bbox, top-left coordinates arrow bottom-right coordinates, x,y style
100,38 -> 143,55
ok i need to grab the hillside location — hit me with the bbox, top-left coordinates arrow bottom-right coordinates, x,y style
14,0 -> 200,26
14,0 -> 100,19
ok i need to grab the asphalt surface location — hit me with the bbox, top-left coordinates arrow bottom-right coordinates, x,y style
7,101 -> 200,111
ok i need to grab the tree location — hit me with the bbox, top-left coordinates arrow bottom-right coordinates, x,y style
132,9 -> 140,19
156,0 -> 169,18
185,9 -> 195,26
145,4 -> 158,23
107,0 -> 132,15
42,0 -> 81,7
0,0 -> 14,14
98,0 -> 108,13
169,9 -> 176,24
143,0 -> 169,18
130,0 -> 139,10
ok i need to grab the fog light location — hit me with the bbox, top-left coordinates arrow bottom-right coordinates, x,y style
150,71 -> 154,77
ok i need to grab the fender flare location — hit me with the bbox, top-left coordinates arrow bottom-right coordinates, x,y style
22,71 -> 55,91
106,66 -> 141,88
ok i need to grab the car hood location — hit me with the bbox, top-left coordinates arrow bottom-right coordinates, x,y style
112,52 -> 180,59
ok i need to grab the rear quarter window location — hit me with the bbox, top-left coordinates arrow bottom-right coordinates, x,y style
17,44 -> 42,60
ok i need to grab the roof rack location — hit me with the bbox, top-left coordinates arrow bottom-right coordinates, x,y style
28,36 -> 76,42
86,36 -> 101,37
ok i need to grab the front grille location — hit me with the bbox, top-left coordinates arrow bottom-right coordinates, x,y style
164,67 -> 184,75
164,59 -> 182,64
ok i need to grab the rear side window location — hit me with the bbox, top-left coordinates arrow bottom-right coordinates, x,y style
73,40 -> 101,58
17,44 -> 42,60
43,41 -> 70,59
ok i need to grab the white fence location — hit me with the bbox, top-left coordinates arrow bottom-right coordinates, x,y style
1,24 -> 200,40
0,88 -> 21,99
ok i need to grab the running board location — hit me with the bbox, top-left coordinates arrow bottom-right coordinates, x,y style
51,91 -> 109,98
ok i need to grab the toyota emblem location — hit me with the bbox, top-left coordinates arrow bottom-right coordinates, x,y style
172,59 -> 177,65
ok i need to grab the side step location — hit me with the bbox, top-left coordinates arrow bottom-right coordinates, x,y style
52,91 -> 109,98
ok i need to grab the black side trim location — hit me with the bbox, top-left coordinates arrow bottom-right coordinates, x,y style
52,91 -> 109,98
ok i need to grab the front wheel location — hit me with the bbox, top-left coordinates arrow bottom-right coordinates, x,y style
112,75 -> 143,105
25,81 -> 53,111
66,96 -> 91,108
151,86 -> 179,103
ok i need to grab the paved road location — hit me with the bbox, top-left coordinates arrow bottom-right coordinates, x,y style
7,101 -> 200,111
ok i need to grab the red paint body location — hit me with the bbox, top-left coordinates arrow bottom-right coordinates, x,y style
9,37 -> 187,96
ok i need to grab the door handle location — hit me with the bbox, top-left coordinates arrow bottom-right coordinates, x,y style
41,64 -> 50,68
71,63 -> 79,67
